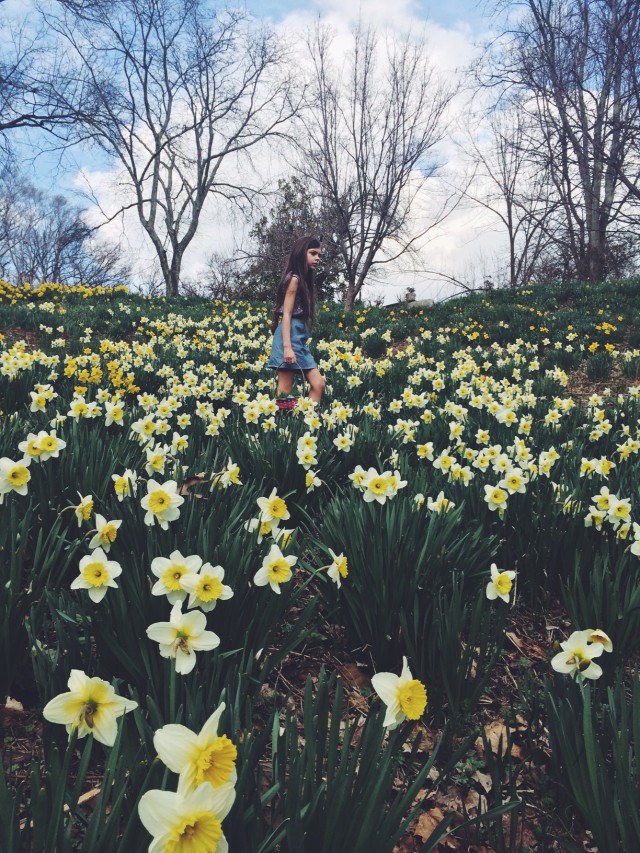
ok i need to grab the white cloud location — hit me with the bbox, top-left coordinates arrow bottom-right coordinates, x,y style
71,2 -> 506,303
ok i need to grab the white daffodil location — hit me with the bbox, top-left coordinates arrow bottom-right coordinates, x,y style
256,487 -> 290,524
361,468 -> 390,504
427,491 -> 455,513
151,550 -> 203,604
36,430 -> 66,461
141,479 -> 185,529
305,470 -> 321,492
112,469 -> 137,501
582,628 -> 613,652
327,549 -> 348,589
71,548 -> 122,603
499,467 -> 529,495
243,516 -> 278,543
88,514 -> 122,553
371,657 -> 427,730
296,447 -> 318,469
483,484 -> 509,515
385,470 -> 408,498
253,543 -> 297,594
43,669 -> 136,746
485,563 -> 516,603
153,703 -> 237,795
138,783 -> 233,853
145,445 -> 168,477
104,400 -> 125,426
182,563 -> 234,612
146,601 -> 220,675
348,465 -> 368,490
74,493 -> 94,526
17,432 -> 43,460
551,630 -> 606,681
0,456 -> 31,501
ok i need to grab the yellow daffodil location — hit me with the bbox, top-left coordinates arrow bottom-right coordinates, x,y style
256,487 -> 290,523
153,703 -> 237,795
88,514 -> 122,553
486,563 -> 516,603
182,563 -> 234,612
327,549 -> 348,588
0,456 -> 31,500
141,479 -> 185,529
253,543 -> 296,594
371,657 -> 427,730
138,782 -> 233,853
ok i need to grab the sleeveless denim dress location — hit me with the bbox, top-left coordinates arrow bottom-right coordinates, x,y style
267,278 -> 317,371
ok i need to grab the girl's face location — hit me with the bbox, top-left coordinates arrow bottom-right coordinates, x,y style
306,247 -> 321,270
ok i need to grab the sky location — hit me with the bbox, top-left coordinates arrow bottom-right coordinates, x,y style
6,0 -> 505,303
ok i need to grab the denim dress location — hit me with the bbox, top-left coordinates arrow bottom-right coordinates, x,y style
267,317 -> 317,371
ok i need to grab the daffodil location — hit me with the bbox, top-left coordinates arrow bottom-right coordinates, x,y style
43,669 -> 137,746
146,601 -> 220,675
256,487 -> 290,523
74,493 -> 94,526
138,783 -> 233,853
551,630 -> 606,681
305,470 -> 321,491
88,514 -> 122,552
371,657 -> 427,730
362,468 -> 389,504
104,400 -> 125,426
141,479 -> 185,529
483,484 -> 508,514
253,543 -> 296,594
151,551 -> 203,603
349,464 -> 368,490
485,563 -> 516,603
153,703 -> 237,795
499,467 -> 528,495
112,469 -> 137,501
71,548 -> 122,603
327,549 -> 348,588
0,456 -> 31,500
182,564 -> 234,612
243,516 -> 278,543
18,432 -> 44,460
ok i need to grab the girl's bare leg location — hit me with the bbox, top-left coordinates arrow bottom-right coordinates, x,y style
304,368 -> 325,402
276,369 -> 294,396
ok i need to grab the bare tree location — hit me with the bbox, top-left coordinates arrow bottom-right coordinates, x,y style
40,0 -> 300,296
297,22 -> 455,310
0,170 -> 130,286
0,11 -> 87,150
483,0 -> 640,282
454,104 -> 556,288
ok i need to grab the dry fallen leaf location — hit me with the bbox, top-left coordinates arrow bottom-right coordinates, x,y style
77,787 -> 101,810
505,630 -> 546,661
179,476 -> 209,496
475,720 -> 523,760
414,808 -> 451,843
338,663 -> 370,688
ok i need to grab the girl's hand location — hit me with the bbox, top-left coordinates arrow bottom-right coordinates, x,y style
284,346 -> 296,364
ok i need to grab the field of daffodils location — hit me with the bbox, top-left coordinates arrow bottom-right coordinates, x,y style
1,277 -> 640,852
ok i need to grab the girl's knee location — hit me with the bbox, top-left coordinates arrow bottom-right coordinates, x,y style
311,374 -> 325,393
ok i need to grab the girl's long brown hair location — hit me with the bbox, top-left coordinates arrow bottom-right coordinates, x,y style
270,235 -> 320,333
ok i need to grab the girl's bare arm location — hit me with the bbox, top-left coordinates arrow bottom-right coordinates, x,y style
281,275 -> 299,363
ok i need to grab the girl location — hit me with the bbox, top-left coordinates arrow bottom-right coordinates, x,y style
267,235 -> 325,402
